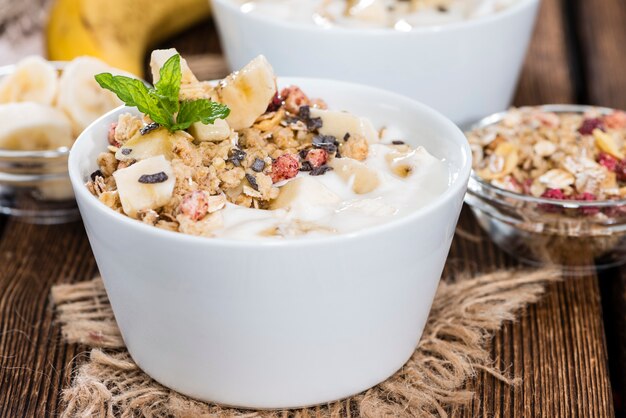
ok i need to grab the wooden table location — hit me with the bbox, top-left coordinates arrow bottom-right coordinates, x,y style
1,0 -> 625,416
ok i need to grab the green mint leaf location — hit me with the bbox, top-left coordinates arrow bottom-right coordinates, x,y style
154,54 -> 181,115
171,99 -> 231,131
95,54 -> 230,133
95,73 -> 171,127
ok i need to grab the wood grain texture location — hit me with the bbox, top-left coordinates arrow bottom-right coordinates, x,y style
449,210 -> 614,418
575,0 -> 626,108
0,221 -> 97,417
574,0 -> 626,413
514,0 -> 576,105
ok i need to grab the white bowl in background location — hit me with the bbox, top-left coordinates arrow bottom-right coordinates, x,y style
69,78 -> 471,409
210,0 -> 540,128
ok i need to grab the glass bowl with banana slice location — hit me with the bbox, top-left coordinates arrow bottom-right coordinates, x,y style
0,56 -> 128,224
464,104 -> 626,273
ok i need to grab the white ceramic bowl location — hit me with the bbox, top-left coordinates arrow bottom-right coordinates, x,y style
68,78 -> 471,409
211,0 -> 540,128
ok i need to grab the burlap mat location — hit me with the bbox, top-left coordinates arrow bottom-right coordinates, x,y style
51,268 -> 560,417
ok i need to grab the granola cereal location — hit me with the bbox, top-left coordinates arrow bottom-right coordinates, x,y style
466,106 -> 626,267
468,107 -> 626,203
86,50 -> 450,239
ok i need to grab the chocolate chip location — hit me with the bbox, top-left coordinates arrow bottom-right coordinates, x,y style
392,140 -> 405,145
121,148 -> 132,155
300,161 -> 313,172
90,169 -> 103,181
310,165 -> 333,176
312,135 -> 338,153
138,171 -> 168,184
251,158 -> 266,172
343,133 -> 351,141
299,148 -> 310,160
227,148 -> 247,167
298,105 -> 311,120
245,173 -> 259,191
140,122 -> 159,135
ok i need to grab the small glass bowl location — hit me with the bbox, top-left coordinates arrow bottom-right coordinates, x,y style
464,104 -> 626,274
0,62 -> 79,224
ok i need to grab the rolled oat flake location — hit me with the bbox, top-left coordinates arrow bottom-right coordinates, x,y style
138,171 -> 169,184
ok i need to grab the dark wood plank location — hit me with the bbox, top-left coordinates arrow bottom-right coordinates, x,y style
514,0 -> 576,105
450,0 -> 614,415
450,208 -> 614,418
574,0 -> 626,413
0,220 -> 97,417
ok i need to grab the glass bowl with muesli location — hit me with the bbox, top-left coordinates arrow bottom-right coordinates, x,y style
68,49 -> 470,408
465,104 -> 626,272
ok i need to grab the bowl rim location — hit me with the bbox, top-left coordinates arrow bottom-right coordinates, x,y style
0,61 -> 71,160
211,0 -> 540,35
466,103 -> 626,208
69,76 -> 472,248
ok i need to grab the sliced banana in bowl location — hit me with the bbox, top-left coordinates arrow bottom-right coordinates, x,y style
0,56 -> 135,223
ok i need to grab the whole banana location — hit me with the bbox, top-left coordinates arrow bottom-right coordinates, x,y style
46,0 -> 211,76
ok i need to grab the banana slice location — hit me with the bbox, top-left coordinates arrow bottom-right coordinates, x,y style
330,158 -> 380,194
115,127 -> 192,161
113,155 -> 175,218
56,56 -> 125,136
217,55 -> 277,130
345,0 -> 390,24
0,103 -> 73,150
188,118 -> 231,142
0,56 -> 58,105
310,108 -> 378,143
150,48 -> 198,85
271,177 -> 341,212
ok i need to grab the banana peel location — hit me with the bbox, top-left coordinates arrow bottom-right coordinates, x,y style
46,0 -> 211,77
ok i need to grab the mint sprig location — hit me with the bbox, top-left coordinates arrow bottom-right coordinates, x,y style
94,54 -> 230,132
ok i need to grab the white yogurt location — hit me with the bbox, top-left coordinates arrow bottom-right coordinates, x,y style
238,0 -> 519,30
214,143 -> 450,240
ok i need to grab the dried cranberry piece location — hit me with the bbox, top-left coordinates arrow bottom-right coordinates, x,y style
616,159 -> 626,181
578,118 -> 605,135
597,152 -> 618,172
574,192 -> 599,216
541,188 -> 566,200
266,92 -> 283,112
539,188 -> 567,213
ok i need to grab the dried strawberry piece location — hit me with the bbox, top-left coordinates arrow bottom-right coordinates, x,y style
271,153 -> 300,183
603,111 -> 626,129
107,122 -> 120,147
578,118 -> 605,135
597,152 -> 618,172
305,148 -> 328,168
281,86 -> 311,114
574,192 -> 599,216
180,191 -> 209,221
